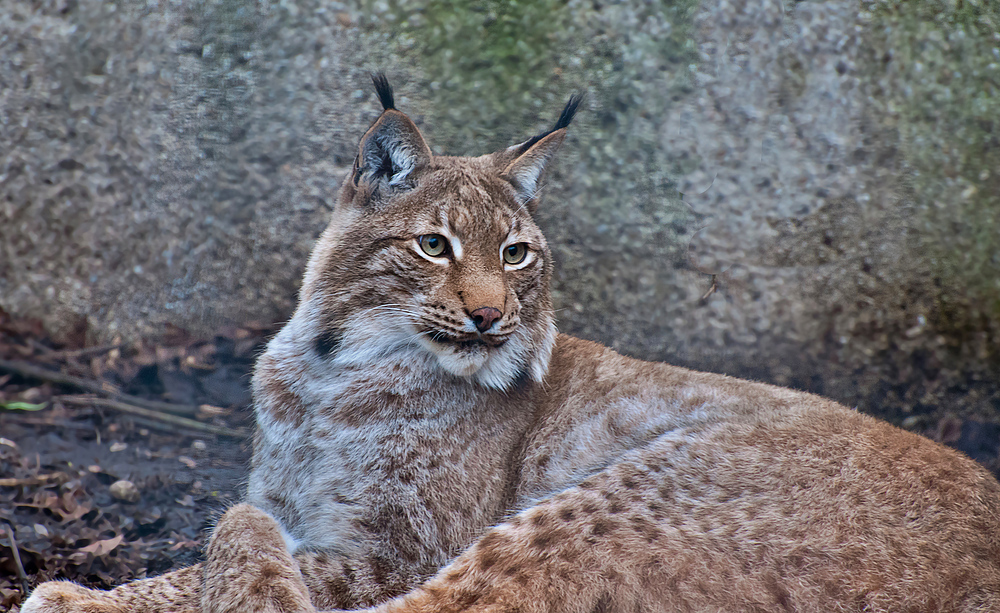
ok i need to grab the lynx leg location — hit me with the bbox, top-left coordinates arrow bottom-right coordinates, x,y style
360,456 -> 707,613
361,441 -> 1000,613
21,564 -> 203,613
21,503 -> 311,613
20,581 -> 127,613
363,472 -> 646,613
202,503 -> 316,613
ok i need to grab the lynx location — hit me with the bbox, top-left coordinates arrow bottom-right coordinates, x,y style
24,76 -> 1000,613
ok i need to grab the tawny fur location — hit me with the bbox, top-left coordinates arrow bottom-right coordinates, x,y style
23,80 -> 1000,613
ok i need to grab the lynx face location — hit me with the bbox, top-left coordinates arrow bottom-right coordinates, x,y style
299,80 -> 578,390
308,165 -> 556,390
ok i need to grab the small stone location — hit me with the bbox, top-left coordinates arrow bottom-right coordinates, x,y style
109,479 -> 140,503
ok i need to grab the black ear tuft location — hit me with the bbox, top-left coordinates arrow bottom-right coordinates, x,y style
352,78 -> 432,199
371,73 -> 395,111
513,93 -> 584,156
553,93 -> 583,131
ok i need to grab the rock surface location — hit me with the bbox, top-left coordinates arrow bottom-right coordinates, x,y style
2,0 -> 997,423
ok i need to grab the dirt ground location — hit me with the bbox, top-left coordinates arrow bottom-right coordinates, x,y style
2,307 -> 1000,611
0,310 -> 257,610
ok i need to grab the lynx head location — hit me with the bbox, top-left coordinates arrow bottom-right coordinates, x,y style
297,75 -> 580,390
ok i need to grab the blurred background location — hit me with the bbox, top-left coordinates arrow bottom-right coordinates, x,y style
2,0 -> 999,435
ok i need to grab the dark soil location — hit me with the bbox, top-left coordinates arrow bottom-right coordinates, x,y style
0,310 -> 260,610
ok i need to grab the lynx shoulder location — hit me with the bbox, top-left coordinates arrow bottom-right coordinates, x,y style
23,76 -> 1000,613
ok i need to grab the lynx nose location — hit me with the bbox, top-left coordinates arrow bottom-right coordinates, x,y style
470,307 -> 502,333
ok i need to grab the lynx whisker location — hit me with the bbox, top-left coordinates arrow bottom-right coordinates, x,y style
351,303 -> 423,318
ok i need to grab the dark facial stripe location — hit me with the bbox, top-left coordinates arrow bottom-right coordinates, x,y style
315,326 -> 343,358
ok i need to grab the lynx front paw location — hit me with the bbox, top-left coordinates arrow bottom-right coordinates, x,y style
203,504 -> 314,613
21,581 -> 123,613
208,503 -> 289,550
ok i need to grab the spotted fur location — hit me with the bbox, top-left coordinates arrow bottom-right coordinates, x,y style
23,80 -> 1000,613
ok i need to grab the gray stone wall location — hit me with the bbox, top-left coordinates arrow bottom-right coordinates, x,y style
2,0 -> 997,422
1,0 -> 377,341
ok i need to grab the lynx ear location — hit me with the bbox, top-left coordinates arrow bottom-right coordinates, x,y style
499,94 -> 582,209
351,74 -> 432,200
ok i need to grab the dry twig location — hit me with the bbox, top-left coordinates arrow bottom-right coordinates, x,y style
44,344 -> 123,361
3,522 -> 30,596
0,415 -> 100,432
0,358 -> 200,416
700,274 -> 718,301
58,395 -> 246,438
0,473 -> 67,487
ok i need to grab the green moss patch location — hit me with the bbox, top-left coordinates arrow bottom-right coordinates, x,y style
866,0 -> 1000,354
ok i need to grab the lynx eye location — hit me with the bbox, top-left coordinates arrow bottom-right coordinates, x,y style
419,234 -> 450,258
503,243 -> 528,265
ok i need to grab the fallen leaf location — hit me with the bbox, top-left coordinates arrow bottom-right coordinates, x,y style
168,539 -> 200,551
83,534 -> 123,555
68,534 -> 124,563
196,404 -> 228,418
0,401 -> 46,411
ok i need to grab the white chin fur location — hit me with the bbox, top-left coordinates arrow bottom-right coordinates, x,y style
428,341 -> 490,377
417,322 -> 553,391
325,310 -> 557,391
